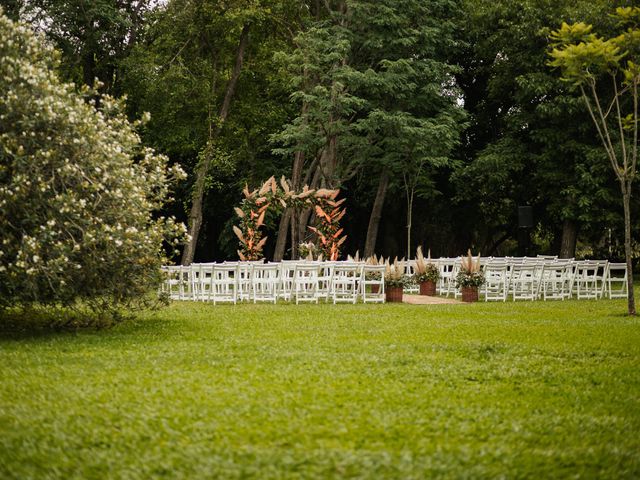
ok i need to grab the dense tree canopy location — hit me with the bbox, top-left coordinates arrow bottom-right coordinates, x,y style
6,0 -> 640,266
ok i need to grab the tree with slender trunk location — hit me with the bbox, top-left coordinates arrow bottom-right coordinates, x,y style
182,24 -> 250,265
549,8 -> 640,315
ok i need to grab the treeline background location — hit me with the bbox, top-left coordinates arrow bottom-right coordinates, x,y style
4,0 -> 638,263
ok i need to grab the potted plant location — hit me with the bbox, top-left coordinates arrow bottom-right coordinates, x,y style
385,257 -> 407,302
455,250 -> 485,302
414,246 -> 440,296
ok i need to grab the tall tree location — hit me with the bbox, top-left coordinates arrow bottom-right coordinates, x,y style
16,0 -> 151,92
453,0 -> 616,257
274,0 -> 464,259
549,7 -> 640,315
121,0 -> 307,262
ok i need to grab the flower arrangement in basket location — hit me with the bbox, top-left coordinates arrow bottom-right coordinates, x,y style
298,242 -> 317,260
414,246 -> 439,295
455,250 -> 485,302
385,257 -> 407,302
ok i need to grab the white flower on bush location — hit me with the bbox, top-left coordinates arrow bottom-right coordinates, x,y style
0,12 -> 187,320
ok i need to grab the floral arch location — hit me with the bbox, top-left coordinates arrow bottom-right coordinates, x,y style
233,176 -> 347,261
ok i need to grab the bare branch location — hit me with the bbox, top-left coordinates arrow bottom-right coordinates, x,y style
613,74 -> 628,175
583,83 -> 622,180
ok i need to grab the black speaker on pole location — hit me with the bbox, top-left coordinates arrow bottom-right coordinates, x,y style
518,206 -> 533,228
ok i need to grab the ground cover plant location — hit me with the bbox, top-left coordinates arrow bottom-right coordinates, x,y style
1,300 -> 639,478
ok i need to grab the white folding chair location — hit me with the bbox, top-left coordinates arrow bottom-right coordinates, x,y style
161,266 -> 186,300
211,265 -> 238,304
604,262 -> 628,299
510,262 -> 543,301
317,262 -> 335,301
332,263 -> 360,304
293,263 -> 319,304
403,260 -> 419,294
574,260 -> 600,299
541,261 -> 573,301
278,261 -> 298,301
444,258 -> 461,298
251,263 -> 279,303
483,260 -> 509,302
234,262 -> 253,302
361,265 -> 385,303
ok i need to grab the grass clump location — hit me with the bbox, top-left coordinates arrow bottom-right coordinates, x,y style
0,300 -> 639,478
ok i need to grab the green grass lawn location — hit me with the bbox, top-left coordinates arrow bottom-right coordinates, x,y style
1,299 -> 639,479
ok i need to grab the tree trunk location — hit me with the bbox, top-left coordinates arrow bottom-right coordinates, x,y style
364,168 -> 389,258
297,164 -> 322,249
559,219 -> 579,259
274,148 -> 305,261
622,183 -> 636,315
291,207 -> 300,259
273,209 -> 291,261
319,134 -> 338,188
406,190 -> 414,260
181,24 -> 250,265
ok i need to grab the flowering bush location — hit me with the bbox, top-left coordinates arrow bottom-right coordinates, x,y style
0,12 -> 186,326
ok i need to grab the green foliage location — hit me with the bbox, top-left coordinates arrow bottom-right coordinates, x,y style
119,0 -> 302,258
415,263 -> 440,284
17,0 -> 151,91
1,300 -> 639,477
453,0 -> 617,256
0,12 -> 186,325
274,0 -> 465,187
454,270 -> 486,288
549,23 -> 623,86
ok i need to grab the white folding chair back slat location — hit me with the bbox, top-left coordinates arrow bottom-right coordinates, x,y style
361,265 -> 385,303
605,262 -> 628,299
294,264 -> 319,304
332,264 -> 360,304
251,264 -> 279,303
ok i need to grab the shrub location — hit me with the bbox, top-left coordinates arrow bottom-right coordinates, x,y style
0,11 -> 186,327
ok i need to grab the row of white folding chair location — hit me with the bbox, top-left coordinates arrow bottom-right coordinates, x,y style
164,261 -> 385,304
287,262 -> 386,304
164,257 -> 625,303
